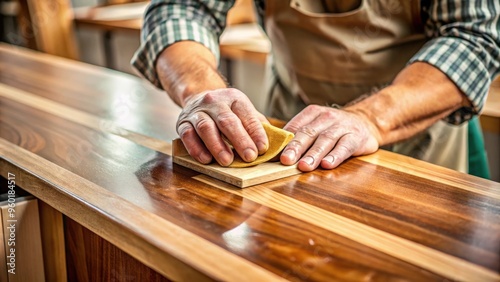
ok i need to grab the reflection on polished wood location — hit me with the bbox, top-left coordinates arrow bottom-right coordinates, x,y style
1,43 -> 500,281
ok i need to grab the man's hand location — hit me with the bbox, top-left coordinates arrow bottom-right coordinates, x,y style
280,105 -> 380,171
278,62 -> 470,172
176,88 -> 269,166
156,42 -> 268,166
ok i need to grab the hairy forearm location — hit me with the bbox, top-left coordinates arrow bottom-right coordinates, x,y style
155,41 -> 227,107
345,62 -> 471,146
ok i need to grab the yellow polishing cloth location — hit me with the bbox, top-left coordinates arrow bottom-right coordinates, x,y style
229,123 -> 294,168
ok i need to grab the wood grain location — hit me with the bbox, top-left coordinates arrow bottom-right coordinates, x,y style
64,216 -> 170,282
1,142 -> 452,282
18,0 -> 78,59
0,139 -> 285,282
0,198 -> 45,282
1,44 -> 499,281
0,99 -> 443,280
38,201 -> 67,282
173,139 -> 301,187
195,175 -> 499,282
0,83 -> 173,155
0,44 -> 181,141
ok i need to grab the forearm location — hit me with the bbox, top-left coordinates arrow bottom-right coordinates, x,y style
344,62 -> 470,146
155,41 -> 228,107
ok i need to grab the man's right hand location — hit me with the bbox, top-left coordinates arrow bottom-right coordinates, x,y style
155,41 -> 268,166
176,88 -> 269,166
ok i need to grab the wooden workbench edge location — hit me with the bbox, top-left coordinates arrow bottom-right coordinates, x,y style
0,138 -> 285,282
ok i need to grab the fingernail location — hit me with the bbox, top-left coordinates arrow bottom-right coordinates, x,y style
257,141 -> 268,154
302,156 -> 314,166
218,150 -> 233,166
243,148 -> 257,161
284,149 -> 296,161
199,152 -> 212,164
323,155 -> 335,164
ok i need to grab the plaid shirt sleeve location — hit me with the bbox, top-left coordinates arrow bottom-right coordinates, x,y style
131,0 -> 235,89
409,0 -> 500,124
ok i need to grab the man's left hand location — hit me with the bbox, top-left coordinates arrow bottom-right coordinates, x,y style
280,105 -> 380,171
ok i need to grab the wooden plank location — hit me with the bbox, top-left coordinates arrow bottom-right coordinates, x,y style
0,197 -> 45,282
173,139 -> 301,188
38,202 -> 67,282
64,216 -> 169,282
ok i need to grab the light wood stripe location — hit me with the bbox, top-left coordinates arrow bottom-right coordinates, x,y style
194,175 -> 500,282
0,138 -> 286,282
0,83 -> 172,156
358,151 -> 500,200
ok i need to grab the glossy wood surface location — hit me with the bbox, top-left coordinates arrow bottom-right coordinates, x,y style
1,43 -> 500,281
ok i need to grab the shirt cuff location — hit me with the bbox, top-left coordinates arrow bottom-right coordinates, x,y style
131,18 -> 220,89
409,37 -> 490,125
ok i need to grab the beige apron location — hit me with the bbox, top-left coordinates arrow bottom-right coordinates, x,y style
263,0 -> 468,172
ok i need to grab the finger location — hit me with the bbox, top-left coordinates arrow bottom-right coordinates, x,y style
296,129 -> 344,171
320,134 -> 359,170
188,111 -> 234,166
231,99 -> 269,155
281,109 -> 333,165
177,121 -> 213,164
211,107 -> 259,163
283,105 -> 325,133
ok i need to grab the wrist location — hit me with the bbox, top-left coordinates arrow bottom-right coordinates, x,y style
155,41 -> 227,107
343,89 -> 396,146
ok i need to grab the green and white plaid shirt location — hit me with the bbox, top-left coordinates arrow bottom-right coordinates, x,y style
131,0 -> 500,124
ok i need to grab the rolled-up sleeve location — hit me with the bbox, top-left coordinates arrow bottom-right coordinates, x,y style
409,0 -> 500,124
131,0 -> 235,89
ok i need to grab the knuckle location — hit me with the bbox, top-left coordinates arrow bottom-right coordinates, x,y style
320,130 -> 341,141
226,87 -> 244,97
194,117 -> 213,132
287,139 -> 304,149
217,112 -> 239,128
297,126 -> 318,138
337,140 -> 357,155
245,119 -> 263,136
305,104 -> 321,112
177,122 -> 194,138
200,91 -> 219,104
308,146 -> 326,156
323,110 -> 338,120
